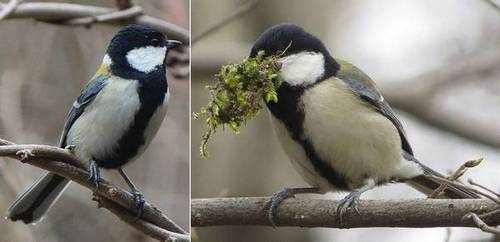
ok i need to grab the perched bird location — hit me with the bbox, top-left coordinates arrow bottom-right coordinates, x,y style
7,24 -> 181,224
249,23 -> 480,225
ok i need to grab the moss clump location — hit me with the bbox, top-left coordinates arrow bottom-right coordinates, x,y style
194,50 -> 282,158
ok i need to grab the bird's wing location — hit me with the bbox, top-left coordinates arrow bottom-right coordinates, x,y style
59,75 -> 109,147
335,59 -> 413,155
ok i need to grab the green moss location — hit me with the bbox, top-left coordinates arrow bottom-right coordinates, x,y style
194,50 -> 282,158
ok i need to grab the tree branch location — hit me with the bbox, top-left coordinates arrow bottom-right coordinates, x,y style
0,138 -> 188,242
0,2 -> 189,43
192,197 -> 500,229
97,196 -> 190,241
192,0 -> 259,44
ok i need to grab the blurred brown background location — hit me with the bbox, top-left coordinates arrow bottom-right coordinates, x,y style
0,0 -> 189,241
192,0 -> 500,241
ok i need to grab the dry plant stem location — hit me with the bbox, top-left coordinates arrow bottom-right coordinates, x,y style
192,197 -> 500,228
469,179 -> 500,198
428,159 -> 481,198
431,176 -> 500,206
0,138 -> 187,239
0,2 -> 189,43
98,196 -> 190,242
192,0 -> 259,44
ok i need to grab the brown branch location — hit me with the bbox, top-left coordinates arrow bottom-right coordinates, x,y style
0,2 -> 189,43
192,197 -> 500,229
0,138 -> 188,241
97,196 -> 190,241
192,0 -> 259,44
429,158 -> 482,198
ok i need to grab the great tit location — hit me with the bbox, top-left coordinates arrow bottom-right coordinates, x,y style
7,24 -> 181,224
249,23 -> 480,225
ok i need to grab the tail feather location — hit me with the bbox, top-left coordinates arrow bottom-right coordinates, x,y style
7,172 -> 70,223
404,153 -> 481,199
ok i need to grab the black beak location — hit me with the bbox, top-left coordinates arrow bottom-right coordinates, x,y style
166,40 -> 182,49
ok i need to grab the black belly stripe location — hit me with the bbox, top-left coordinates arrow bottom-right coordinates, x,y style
266,83 -> 349,190
96,69 -> 168,169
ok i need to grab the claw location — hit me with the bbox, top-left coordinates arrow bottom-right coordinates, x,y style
266,188 -> 295,227
88,160 -> 100,190
264,187 -> 320,227
336,191 -> 362,225
336,179 -> 378,225
132,189 -> 145,219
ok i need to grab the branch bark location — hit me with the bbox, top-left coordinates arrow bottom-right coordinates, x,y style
0,138 -> 188,242
0,2 -> 189,43
192,197 -> 500,228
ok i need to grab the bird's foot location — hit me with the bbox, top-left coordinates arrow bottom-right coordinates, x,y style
64,145 -> 76,154
265,187 -> 319,227
131,189 -> 145,219
88,160 -> 100,190
336,190 -> 363,225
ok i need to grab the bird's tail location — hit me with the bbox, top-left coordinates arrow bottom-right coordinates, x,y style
6,172 -> 70,223
405,154 -> 481,199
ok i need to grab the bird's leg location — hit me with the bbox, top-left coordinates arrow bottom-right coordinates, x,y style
118,168 -> 145,218
265,187 -> 320,227
336,179 -> 376,225
88,160 -> 100,189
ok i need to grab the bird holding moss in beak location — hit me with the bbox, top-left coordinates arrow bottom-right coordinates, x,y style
249,23 -> 480,226
7,24 -> 182,223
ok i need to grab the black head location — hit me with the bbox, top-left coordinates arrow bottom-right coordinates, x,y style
106,24 -> 181,77
250,23 -> 339,86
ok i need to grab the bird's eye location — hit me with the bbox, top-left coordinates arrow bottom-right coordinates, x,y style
151,38 -> 160,46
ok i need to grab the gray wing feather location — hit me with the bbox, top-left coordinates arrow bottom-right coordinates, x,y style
59,75 -> 109,147
335,59 -> 413,155
335,60 -> 480,198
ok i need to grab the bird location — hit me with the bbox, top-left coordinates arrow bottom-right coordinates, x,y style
6,24 -> 181,224
248,23 -> 480,225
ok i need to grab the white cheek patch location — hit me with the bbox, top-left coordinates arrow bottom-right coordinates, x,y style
279,52 -> 325,86
102,54 -> 112,65
126,46 -> 167,73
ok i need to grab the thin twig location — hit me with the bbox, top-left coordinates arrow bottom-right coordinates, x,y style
465,213 -> 500,234
0,0 -> 21,20
192,0 -> 259,44
97,196 -> 189,242
431,176 -> 500,206
63,5 -> 143,25
482,0 -> 500,13
470,179 -> 500,198
0,138 -> 188,240
0,2 -> 189,43
429,158 -> 482,198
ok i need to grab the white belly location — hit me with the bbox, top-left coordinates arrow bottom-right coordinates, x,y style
66,77 -> 141,163
271,78 -> 421,191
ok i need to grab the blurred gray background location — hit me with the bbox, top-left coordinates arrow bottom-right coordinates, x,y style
192,0 -> 500,241
0,0 -> 189,241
